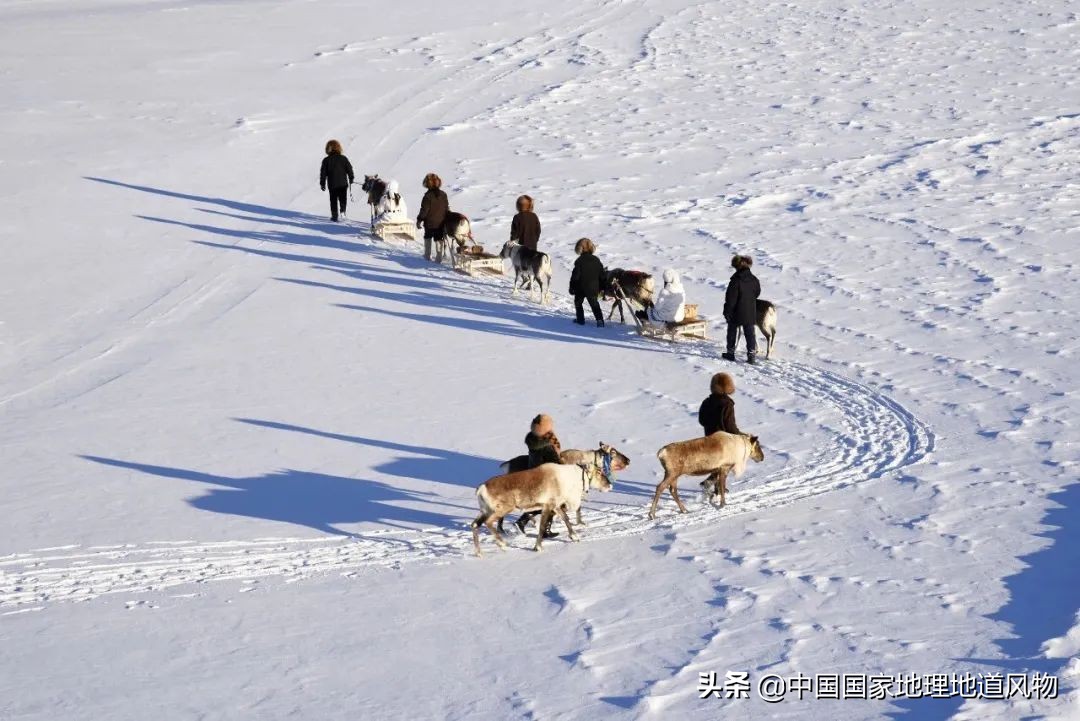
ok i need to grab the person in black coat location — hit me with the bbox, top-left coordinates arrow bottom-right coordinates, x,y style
319,139 -> 355,222
416,173 -> 449,261
723,254 -> 761,363
698,372 -> 741,435
698,372 -> 742,497
510,194 -> 541,251
514,414 -> 561,539
569,237 -> 605,327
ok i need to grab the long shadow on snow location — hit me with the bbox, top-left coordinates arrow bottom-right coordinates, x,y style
138,214 -> 366,254
80,440 -> 487,536
280,276 -> 661,353
86,177 -> 309,219
238,419 -> 657,505
234,418 -> 502,487
887,479 -> 1080,720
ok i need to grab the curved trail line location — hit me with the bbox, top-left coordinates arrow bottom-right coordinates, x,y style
0,340 -> 934,610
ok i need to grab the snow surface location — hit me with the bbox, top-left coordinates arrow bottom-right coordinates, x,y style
1,0 -> 1078,718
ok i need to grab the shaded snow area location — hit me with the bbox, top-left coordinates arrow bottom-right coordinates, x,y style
1,0 -> 1078,719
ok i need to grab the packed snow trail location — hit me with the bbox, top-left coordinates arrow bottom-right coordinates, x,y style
0,313 -> 933,610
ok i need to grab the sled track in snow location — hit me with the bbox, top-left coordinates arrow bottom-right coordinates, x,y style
0,337 -> 933,611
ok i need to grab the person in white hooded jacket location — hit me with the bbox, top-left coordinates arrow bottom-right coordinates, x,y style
651,269 -> 686,323
374,179 -> 408,224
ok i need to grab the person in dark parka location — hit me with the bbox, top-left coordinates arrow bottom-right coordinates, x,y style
723,254 -> 761,364
510,194 -> 541,251
569,237 -> 605,327
319,139 -> 355,222
416,173 -> 449,261
698,372 -> 743,498
699,372 -> 741,436
515,414 -> 562,538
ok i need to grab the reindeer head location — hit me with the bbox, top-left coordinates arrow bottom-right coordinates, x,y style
361,174 -> 378,192
582,463 -> 613,492
499,240 -> 518,260
748,435 -> 765,462
599,443 -> 630,472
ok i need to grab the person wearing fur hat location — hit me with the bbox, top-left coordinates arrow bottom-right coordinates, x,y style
515,414 -> 562,538
652,269 -> 686,324
510,194 -> 541,251
569,238 -> 605,327
723,254 -> 761,364
416,173 -> 449,261
319,139 -> 355,222
698,372 -> 741,436
525,413 -> 562,467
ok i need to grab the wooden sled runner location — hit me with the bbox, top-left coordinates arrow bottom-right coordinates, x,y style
371,220 -> 416,241
610,278 -> 708,342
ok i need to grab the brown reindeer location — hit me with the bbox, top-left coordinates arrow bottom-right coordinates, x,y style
472,462 -> 612,556
647,432 -> 764,519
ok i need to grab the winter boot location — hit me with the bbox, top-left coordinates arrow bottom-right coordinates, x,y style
747,351 -> 757,365
721,351 -> 736,362
596,319 -> 605,328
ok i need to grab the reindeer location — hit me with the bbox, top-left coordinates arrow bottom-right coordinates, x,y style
647,432 -> 764,519
603,269 -> 655,323
756,300 -> 778,359
472,462 -> 613,555
498,443 -> 630,534
361,175 -> 386,224
499,240 -> 552,304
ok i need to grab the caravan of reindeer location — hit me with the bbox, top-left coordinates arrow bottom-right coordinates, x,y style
357,171 -> 773,554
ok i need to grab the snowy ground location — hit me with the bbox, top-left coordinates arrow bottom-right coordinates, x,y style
1,0 -> 1078,719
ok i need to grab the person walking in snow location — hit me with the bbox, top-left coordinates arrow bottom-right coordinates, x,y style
697,372 -> 743,499
514,413 -> 562,538
651,269 -> 686,324
723,254 -> 761,364
374,179 -> 408,225
510,194 -> 541,251
698,372 -> 741,436
416,173 -> 449,261
319,139 -> 355,222
569,238 -> 605,327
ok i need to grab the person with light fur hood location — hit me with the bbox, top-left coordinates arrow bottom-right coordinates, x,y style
374,179 -> 408,224
651,269 -> 686,323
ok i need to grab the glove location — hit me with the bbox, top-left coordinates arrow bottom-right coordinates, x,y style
416,221 -> 422,229
320,184 -> 326,192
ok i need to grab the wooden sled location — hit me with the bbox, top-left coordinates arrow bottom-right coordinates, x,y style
372,220 -> 416,241
452,245 -> 504,277
639,316 -> 709,342
611,279 -> 708,342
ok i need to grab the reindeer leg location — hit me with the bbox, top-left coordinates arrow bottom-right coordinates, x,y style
512,270 -> 521,296
669,477 -> 689,514
472,513 -> 489,557
534,507 -> 555,552
487,513 -> 508,550
557,505 -> 577,542
576,506 -> 586,527
648,475 -> 675,520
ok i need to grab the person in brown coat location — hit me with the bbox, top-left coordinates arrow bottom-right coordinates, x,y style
416,173 -> 449,261
510,194 -> 541,251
